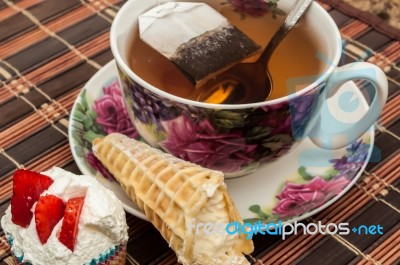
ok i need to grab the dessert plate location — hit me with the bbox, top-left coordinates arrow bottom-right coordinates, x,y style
69,60 -> 374,223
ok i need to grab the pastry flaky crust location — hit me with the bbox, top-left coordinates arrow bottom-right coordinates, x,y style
92,133 -> 253,265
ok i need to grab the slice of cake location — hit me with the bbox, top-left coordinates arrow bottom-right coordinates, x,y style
1,167 -> 128,265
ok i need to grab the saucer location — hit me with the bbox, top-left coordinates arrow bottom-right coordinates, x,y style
69,60 -> 374,223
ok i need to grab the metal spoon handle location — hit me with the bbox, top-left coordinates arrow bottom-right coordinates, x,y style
258,0 -> 314,66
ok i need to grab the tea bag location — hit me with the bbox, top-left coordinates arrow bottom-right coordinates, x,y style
139,2 -> 261,85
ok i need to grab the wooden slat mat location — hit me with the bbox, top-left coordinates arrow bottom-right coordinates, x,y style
0,0 -> 399,264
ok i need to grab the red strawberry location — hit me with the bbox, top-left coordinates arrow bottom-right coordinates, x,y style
34,194 -> 65,244
11,169 -> 54,227
58,197 -> 85,251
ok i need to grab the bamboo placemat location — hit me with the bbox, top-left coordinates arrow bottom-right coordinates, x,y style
0,0 -> 399,264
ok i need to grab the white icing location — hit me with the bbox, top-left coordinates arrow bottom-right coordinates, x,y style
192,185 -> 237,257
1,167 -> 128,265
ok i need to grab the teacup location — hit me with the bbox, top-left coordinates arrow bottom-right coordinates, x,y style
111,0 -> 388,177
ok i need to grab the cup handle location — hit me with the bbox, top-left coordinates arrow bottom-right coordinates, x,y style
309,62 -> 388,149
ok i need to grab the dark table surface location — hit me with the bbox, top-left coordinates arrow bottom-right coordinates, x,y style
0,0 -> 399,264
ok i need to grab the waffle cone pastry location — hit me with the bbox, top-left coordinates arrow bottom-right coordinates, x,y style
92,133 -> 253,265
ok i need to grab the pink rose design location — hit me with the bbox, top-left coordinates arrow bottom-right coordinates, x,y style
231,0 -> 270,17
273,176 -> 350,218
262,113 -> 291,135
86,152 -> 115,181
160,115 -> 257,173
94,80 -> 137,138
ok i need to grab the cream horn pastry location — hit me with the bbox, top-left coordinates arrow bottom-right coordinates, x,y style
92,133 -> 253,265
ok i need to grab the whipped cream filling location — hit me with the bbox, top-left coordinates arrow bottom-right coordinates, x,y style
1,167 -> 128,265
192,184 -> 237,257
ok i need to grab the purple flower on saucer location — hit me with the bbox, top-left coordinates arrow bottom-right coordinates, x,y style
86,152 -> 115,181
273,176 -> 350,218
330,140 -> 370,178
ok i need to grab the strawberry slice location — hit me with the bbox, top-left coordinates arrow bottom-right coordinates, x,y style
11,169 -> 54,227
58,197 -> 85,251
34,194 -> 65,244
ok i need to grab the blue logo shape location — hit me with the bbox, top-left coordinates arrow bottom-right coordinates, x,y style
338,91 -> 360,113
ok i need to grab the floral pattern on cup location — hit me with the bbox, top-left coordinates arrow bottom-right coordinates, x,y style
244,140 -> 370,222
117,65 -> 321,176
160,115 -> 258,173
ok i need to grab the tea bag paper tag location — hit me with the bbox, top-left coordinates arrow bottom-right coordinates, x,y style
139,3 -> 226,57
139,2 -> 261,83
